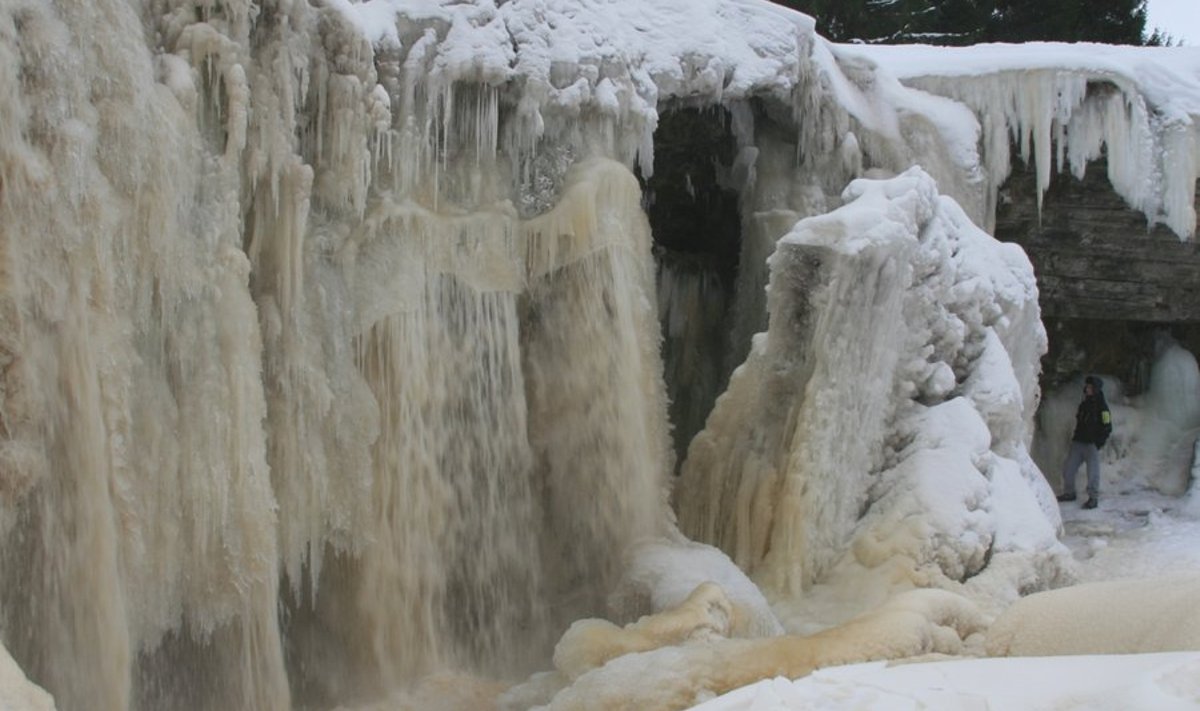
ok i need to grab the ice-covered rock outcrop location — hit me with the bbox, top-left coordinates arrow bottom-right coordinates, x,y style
678,168 -> 1068,617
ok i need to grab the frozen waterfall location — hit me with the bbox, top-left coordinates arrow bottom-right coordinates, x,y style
1,0 -> 1199,710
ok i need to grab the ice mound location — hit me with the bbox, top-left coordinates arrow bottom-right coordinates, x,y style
678,167 -> 1070,624
609,538 -> 785,640
507,586 -> 984,711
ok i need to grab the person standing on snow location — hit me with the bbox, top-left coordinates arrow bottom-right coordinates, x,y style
1057,375 -> 1113,510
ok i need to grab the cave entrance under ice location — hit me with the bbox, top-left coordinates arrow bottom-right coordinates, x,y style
641,107 -> 744,470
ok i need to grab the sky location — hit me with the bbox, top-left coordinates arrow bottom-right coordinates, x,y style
1148,0 -> 1200,45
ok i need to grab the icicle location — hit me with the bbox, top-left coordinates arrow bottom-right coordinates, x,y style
910,69 -> 1196,239
1161,124 -> 1199,239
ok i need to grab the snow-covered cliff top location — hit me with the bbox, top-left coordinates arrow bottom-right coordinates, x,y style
842,41 -> 1200,238
844,42 -> 1200,124
333,0 -> 816,105
331,0 -> 1200,238
334,0 -> 1200,126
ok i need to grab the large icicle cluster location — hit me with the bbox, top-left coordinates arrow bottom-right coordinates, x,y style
842,43 -> 1200,239
1,0 -> 1199,709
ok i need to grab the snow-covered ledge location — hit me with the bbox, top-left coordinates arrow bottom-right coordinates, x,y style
842,43 -> 1200,239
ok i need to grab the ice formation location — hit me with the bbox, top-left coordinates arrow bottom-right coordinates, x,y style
0,0 -> 1198,709
843,43 -> 1200,239
677,168 -> 1066,618
504,586 -> 985,711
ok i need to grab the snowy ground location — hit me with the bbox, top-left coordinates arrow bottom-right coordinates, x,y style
692,486 -> 1200,710
1060,488 -> 1200,584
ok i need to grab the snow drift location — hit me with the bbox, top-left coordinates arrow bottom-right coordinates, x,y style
688,652 -> 1200,711
986,574 -> 1200,657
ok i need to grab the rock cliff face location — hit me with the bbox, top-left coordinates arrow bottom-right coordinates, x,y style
997,155 -> 1200,392
999,156 -> 1200,324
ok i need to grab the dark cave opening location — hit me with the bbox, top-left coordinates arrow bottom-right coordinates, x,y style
1042,318 -> 1200,396
641,107 -> 744,470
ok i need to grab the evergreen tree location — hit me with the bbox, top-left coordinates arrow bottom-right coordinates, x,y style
982,0 -> 1149,45
772,0 -> 1154,46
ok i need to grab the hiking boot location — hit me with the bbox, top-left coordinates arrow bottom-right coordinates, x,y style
1082,497 -> 1098,510
1056,492 -> 1077,502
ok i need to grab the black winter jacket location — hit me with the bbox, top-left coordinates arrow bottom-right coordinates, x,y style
1072,394 -> 1112,447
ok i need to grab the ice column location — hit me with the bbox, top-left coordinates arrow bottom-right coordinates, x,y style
678,184 -> 916,593
522,160 -> 676,622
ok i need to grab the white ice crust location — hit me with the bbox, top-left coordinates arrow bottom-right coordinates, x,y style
0,642 -> 55,711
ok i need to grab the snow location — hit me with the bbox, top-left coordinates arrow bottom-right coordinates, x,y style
987,575 -> 1200,656
329,0 -> 1200,238
842,43 -> 1200,122
0,642 -> 54,711
611,539 -> 785,639
507,588 -> 989,711
331,0 -> 827,179
1062,493 -> 1200,583
343,0 -> 815,102
689,653 -> 1200,711
689,490 -> 1200,711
